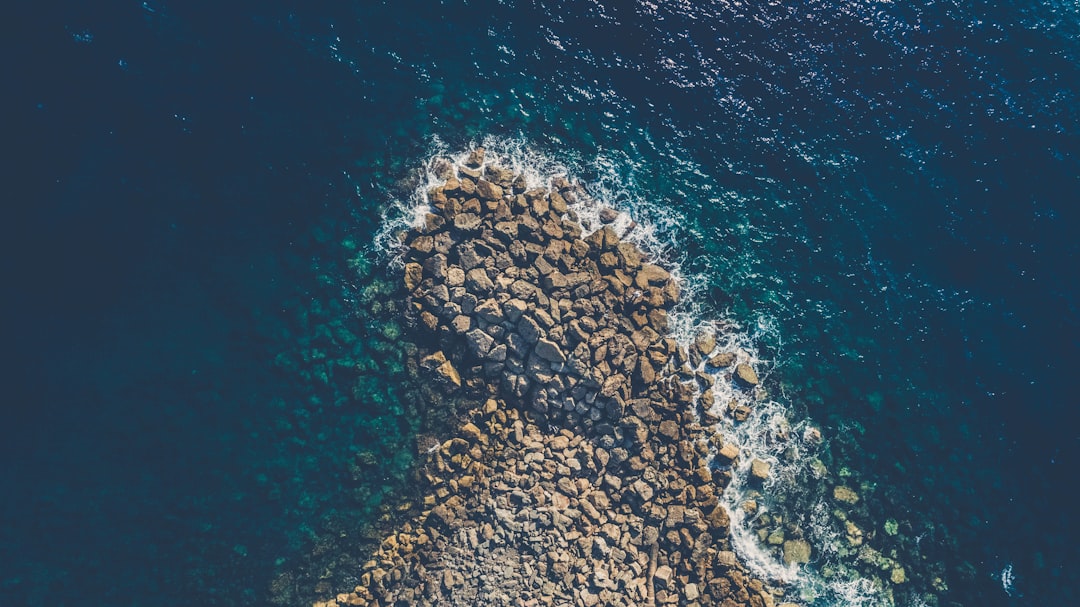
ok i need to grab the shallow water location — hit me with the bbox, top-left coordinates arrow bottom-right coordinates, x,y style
6,1 -> 1077,606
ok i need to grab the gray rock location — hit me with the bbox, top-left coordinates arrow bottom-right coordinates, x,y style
534,338 -> 567,363
474,299 -> 504,323
466,329 -> 495,357
486,344 -> 508,362
503,298 -> 528,323
519,315 -> 542,344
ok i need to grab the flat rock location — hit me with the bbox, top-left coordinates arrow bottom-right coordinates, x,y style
657,420 -> 680,440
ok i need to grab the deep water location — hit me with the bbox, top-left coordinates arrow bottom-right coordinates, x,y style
5,1 -> 1077,606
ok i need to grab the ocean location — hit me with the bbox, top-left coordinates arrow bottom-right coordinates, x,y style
4,1 -> 1077,606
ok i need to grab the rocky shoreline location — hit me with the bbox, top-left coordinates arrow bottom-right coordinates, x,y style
316,149 -> 801,607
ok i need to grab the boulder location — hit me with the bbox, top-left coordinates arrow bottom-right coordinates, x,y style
833,485 -> 860,505
735,363 -> 759,386
466,329 -> 495,357
750,458 -> 771,482
476,179 -> 504,201
465,268 -> 494,293
782,539 -> 811,565
464,147 -> 484,168
534,338 -> 567,363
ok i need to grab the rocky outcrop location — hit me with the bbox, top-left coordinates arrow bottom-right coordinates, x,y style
320,151 -> 784,607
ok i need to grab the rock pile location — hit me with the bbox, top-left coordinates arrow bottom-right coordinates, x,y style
402,149 -> 682,431
317,150 -> 795,607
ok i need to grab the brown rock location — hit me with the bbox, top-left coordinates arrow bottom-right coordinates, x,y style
404,263 -> 423,291
465,147 -> 484,168
476,179 -> 504,201
658,420 -> 680,440
634,263 -> 671,289
750,458 -> 771,482
465,268 -> 494,293
717,443 -> 740,463
453,213 -> 482,231
735,363 -> 759,386
708,352 -> 736,368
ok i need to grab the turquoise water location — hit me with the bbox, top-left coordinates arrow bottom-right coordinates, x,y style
6,1 -> 1077,605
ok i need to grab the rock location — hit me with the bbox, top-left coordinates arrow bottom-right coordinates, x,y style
445,265 -> 466,287
631,479 -> 654,502
503,298 -> 528,322
750,458 -> 771,482
476,179 -> 504,201
634,263 -> 670,289
453,213 -> 482,231
684,582 -> 700,601
891,567 -> 907,584
460,423 -> 483,443
706,505 -> 730,530
451,315 -> 472,334
404,262 -> 424,290
487,343 -> 508,362
474,298 -> 504,323
519,315 -> 542,344
534,338 -> 566,363
833,485 -> 859,504
717,443 -> 740,463
657,420 -> 680,440
693,332 -> 716,357
735,363 -> 759,386
653,564 -> 673,588
465,268 -> 494,293
433,359 -> 461,387
465,147 -> 484,168
466,329 -> 495,357
708,352 -> 736,368
782,539 -> 811,564
599,207 -> 619,223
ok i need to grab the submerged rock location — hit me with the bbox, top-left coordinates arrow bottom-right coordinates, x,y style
783,539 -> 812,565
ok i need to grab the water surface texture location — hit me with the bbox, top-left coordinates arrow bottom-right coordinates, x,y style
5,1 -> 1077,606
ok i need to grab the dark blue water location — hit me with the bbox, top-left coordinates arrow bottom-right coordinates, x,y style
5,1 -> 1076,606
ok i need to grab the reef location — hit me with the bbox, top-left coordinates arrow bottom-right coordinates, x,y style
315,149 -> 803,607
